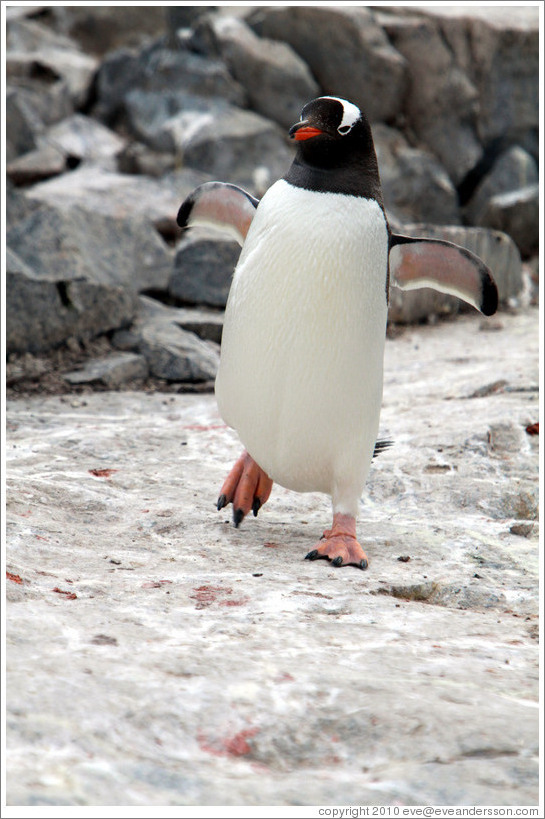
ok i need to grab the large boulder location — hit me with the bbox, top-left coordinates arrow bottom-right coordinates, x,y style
380,6 -> 539,182
191,14 -> 320,129
170,232 -> 240,308
123,92 -> 294,193
380,12 -> 482,185
7,200 -> 173,294
248,5 -> 408,123
93,39 -> 247,126
24,164 -> 210,240
374,125 -> 461,226
7,248 -> 137,356
464,146 -> 538,226
6,18 -> 98,109
113,297 -> 220,383
478,186 -> 539,260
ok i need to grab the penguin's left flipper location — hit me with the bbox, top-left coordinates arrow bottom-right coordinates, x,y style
177,181 -> 259,247
389,234 -> 498,316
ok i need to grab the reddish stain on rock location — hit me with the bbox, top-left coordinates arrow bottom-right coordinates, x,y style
526,422 -> 539,436
190,585 -> 231,607
198,727 -> 259,758
89,468 -> 119,478
219,598 -> 249,607
52,586 -> 77,600
7,572 -> 23,584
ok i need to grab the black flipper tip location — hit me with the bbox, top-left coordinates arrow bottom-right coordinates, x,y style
217,494 -> 227,511
481,274 -> 499,316
233,508 -> 244,528
176,196 -> 194,229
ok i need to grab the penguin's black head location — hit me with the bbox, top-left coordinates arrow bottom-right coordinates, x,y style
289,97 -> 374,162
286,96 -> 382,201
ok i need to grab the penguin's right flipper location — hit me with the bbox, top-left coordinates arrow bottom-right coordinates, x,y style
177,182 -> 259,247
389,234 -> 498,316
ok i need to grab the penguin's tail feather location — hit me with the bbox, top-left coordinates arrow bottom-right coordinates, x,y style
373,439 -> 393,458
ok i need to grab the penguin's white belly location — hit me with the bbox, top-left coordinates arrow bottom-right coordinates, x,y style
215,179 -> 388,514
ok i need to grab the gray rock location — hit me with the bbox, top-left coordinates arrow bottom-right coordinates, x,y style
165,5 -> 217,40
7,200 -> 173,294
6,18 -> 98,108
5,87 -> 41,162
115,297 -> 224,347
178,105 -> 294,192
46,114 -> 126,166
93,40 -> 247,125
7,249 -> 137,355
112,296 -> 221,383
138,321 -> 219,382
25,165 -> 208,243
170,232 -> 240,308
388,224 -> 522,323
374,124 -> 461,226
116,142 -> 176,178
464,146 -> 539,226
479,185 -> 539,259
45,5 -> 167,56
6,143 -> 66,186
123,91 -> 293,192
5,75 -> 73,134
381,13 -> 482,185
466,11 -> 539,145
249,5 -> 408,123
63,352 -> 149,388
193,14 -> 320,129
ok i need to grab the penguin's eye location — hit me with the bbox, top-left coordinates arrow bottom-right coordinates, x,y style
338,125 -> 352,135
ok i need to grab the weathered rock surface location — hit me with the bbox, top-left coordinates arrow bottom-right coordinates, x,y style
170,231 -> 240,309
249,5 -> 408,123
6,307 -> 539,806
374,125 -> 461,226
112,296 -> 220,385
7,200 -> 173,293
63,352 -> 149,389
191,14 -> 320,129
7,251 -> 137,356
25,164 -> 210,237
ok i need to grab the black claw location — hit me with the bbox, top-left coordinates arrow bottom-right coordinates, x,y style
252,497 -> 261,517
233,508 -> 244,528
332,556 -> 343,567
359,559 -> 369,570
305,549 -> 320,561
217,494 -> 227,511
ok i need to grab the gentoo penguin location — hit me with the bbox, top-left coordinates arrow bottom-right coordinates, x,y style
177,96 -> 498,570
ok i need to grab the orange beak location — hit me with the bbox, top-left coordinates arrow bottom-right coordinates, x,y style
289,122 -> 324,141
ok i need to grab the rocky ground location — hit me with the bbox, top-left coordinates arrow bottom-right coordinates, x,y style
5,305 -> 540,807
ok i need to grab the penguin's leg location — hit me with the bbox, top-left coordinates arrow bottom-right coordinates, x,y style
216,451 -> 273,528
305,513 -> 369,570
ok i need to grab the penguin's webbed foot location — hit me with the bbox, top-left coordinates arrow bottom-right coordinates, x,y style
305,513 -> 369,570
217,450 -> 273,528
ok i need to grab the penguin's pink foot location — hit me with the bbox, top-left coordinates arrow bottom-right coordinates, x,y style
217,450 -> 273,528
305,513 -> 368,570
